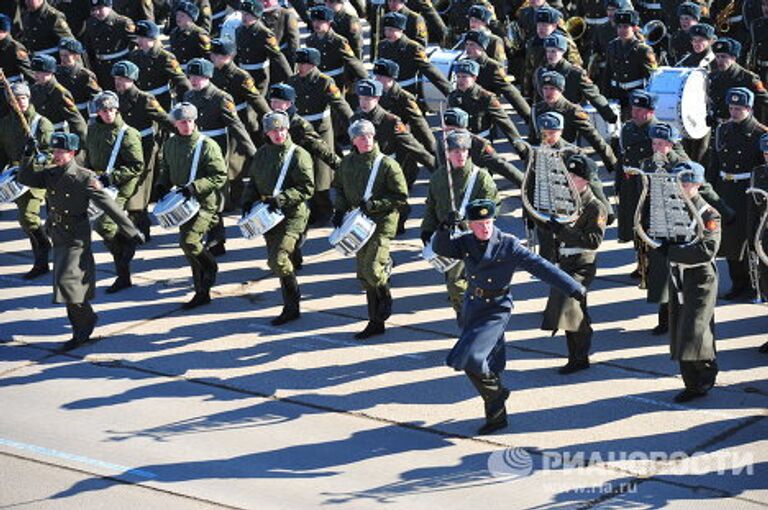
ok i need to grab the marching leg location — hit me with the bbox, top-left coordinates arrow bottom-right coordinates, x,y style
62,302 -> 98,351
651,302 -> 669,335
24,228 -> 50,280
272,273 -> 301,326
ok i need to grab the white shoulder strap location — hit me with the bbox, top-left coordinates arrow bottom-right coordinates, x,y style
458,168 -> 479,218
29,115 -> 41,138
272,144 -> 298,196
186,135 -> 207,186
106,125 -> 129,174
362,153 -> 385,201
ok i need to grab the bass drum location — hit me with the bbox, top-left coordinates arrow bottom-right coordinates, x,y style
421,47 -> 463,112
646,66 -> 710,140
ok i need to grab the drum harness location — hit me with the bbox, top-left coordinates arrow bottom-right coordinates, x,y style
88,124 -> 129,221
269,144 -> 297,199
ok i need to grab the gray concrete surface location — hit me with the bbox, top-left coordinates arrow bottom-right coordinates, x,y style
1,155 -> 766,509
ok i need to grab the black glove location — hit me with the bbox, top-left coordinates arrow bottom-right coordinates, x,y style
607,213 -> 616,226
130,232 -> 146,246
656,240 -> 670,256
548,216 -> 564,233
605,111 -> 619,125
420,230 -> 434,246
332,209 -> 345,228
98,173 -> 111,187
358,199 -> 374,214
180,183 -> 195,199
23,137 -> 38,158
330,155 -> 342,170
705,114 -> 716,127
265,194 -> 284,212
154,184 -> 169,198
242,201 -> 254,218
570,288 -> 587,305
446,210 -> 461,225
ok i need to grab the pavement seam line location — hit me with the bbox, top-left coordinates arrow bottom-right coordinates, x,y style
0,450 -> 248,510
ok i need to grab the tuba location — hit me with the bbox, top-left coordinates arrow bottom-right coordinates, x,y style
565,16 -> 587,41
521,143 -> 583,225
642,19 -> 667,46
627,156 -> 706,249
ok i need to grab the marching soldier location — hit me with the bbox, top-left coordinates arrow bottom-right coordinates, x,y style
234,0 -> 292,94
0,82 -> 53,279
435,0 -> 494,46
707,87 -> 768,300
420,130 -> 499,318
534,33 -> 618,127
154,102 -> 227,309
448,60 -> 526,155
326,0 -> 363,58
432,198 -> 585,435
129,20 -> 190,111
84,91 -> 144,294
20,0 -> 73,58
286,47 -> 353,225
369,0 -> 428,47
603,10 -> 657,116
268,84 -> 342,246
30,55 -> 87,142
210,37 -> 271,145
407,0 -> 446,45
748,0 -> 768,83
589,0 -> 626,85
332,119 -> 408,339
17,132 -> 143,350
530,71 -> 618,175
676,23 -> 716,68
82,0 -> 136,89
305,6 -> 368,94
466,5 -> 507,66
165,0 -> 213,33
184,57 -> 257,255
522,6 -> 582,99
56,38 -> 101,121
168,1 -> 211,70
376,12 -> 452,103
261,0 -> 300,77
440,108 -> 524,187
50,0 -> 92,38
113,0 -> 154,21
574,0 -> 609,57
541,154 -> 607,374
0,14 -> 33,87
462,29 -> 532,123
241,111 -> 315,325
668,2 -> 700,64
112,60 -> 174,240
352,78 -> 436,232
748,133 -> 768,305
664,161 -> 721,402
708,38 -> 768,125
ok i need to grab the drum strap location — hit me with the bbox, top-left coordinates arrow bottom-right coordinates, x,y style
362,154 -> 385,201
272,144 -> 297,196
29,115 -> 41,138
106,125 -> 129,175
187,136 -> 207,185
458,168 -> 479,219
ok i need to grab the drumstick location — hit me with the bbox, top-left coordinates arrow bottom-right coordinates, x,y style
439,101 -> 458,217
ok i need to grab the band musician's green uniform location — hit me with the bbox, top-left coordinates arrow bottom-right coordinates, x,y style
241,119 -> 314,324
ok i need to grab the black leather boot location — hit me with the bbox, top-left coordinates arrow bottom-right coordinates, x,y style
272,274 -> 301,325
106,233 -> 136,294
62,302 -> 98,350
651,303 -> 669,335
24,228 -> 50,280
355,289 -> 385,339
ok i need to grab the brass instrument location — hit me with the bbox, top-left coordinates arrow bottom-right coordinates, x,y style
642,20 -> 667,46
716,0 -> 737,33
565,16 -> 587,41
520,143 -> 583,225
746,187 -> 768,303
627,159 -> 707,250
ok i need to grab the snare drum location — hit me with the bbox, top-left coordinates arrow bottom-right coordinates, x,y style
422,47 -> 463,112
422,235 -> 459,273
582,101 -> 620,141
0,167 -> 29,203
647,67 -> 710,139
87,185 -> 118,222
152,189 -> 201,229
237,202 -> 285,239
329,209 -> 376,256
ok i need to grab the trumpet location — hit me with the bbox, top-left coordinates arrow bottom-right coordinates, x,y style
520,143 -> 583,225
641,19 -> 667,46
626,163 -> 707,250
